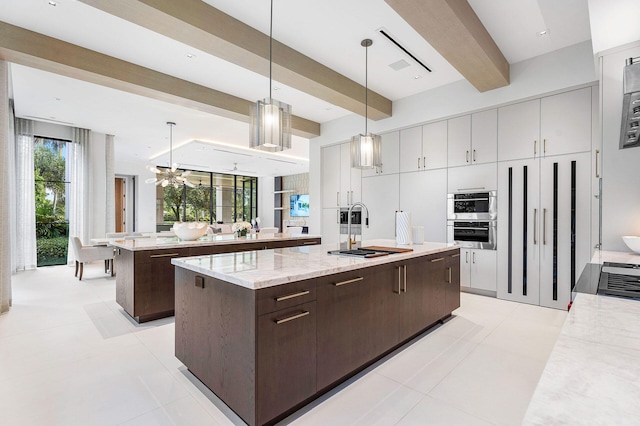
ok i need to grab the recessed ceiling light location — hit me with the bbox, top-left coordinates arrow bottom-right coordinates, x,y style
414,75 -> 422,80
537,29 -> 550,37
186,53 -> 196,59
55,97 -> 61,101
48,1 -> 57,6
273,87 -> 280,91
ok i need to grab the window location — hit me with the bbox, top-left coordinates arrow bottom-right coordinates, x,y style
34,137 -> 71,266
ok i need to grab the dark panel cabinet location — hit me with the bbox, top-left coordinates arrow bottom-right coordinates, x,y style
445,252 -> 462,314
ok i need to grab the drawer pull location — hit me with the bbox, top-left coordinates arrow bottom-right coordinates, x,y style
303,241 -> 316,245
430,257 -> 444,263
447,267 -> 452,284
149,253 -> 180,258
451,253 -> 461,258
275,310 -> 309,325
334,277 -> 364,286
275,290 -> 310,302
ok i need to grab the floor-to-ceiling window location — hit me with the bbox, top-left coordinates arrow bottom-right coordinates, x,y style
34,137 -> 70,266
154,167 -> 257,230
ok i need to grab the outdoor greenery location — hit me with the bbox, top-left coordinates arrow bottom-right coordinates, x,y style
35,138 -> 69,266
162,185 -> 213,222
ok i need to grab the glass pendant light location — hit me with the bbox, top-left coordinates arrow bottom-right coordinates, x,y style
145,122 -> 194,188
351,39 -> 381,169
250,0 -> 292,152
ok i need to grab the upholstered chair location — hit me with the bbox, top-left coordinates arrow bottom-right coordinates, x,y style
287,226 -> 303,234
70,236 -> 115,280
259,227 -> 279,234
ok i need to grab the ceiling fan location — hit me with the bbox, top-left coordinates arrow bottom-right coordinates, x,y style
223,162 -> 257,175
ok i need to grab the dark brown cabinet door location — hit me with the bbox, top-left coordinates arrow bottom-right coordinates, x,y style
445,251 -> 461,313
316,270 -> 375,390
369,262 -> 404,354
257,301 -> 317,426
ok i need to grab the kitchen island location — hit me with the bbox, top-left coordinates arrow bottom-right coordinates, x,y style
172,240 -> 460,426
111,233 -> 321,322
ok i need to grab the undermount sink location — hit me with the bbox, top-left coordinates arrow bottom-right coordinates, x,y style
327,248 -> 392,258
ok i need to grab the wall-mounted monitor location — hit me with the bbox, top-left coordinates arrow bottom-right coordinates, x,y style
290,194 -> 310,217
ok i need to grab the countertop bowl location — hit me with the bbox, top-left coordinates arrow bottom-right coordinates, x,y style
622,236 -> 640,254
173,222 -> 208,241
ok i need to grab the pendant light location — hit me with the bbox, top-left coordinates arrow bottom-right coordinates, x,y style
351,39 -> 381,170
145,122 -> 194,188
249,0 -> 292,152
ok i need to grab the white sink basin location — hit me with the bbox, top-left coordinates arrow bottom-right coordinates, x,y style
622,236 -> 640,254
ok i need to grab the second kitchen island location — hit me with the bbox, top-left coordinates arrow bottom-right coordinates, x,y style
172,240 -> 460,426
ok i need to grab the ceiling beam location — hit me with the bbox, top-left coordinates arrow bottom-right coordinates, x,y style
385,0 -> 509,92
0,21 -> 320,138
77,0 -> 393,120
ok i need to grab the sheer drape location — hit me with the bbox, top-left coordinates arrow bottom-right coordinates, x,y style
1,61 -> 13,313
67,127 -> 91,264
105,134 -> 115,234
14,118 -> 37,271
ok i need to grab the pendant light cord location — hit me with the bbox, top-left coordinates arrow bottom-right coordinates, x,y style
169,122 -> 173,167
269,0 -> 273,100
365,42 -> 368,134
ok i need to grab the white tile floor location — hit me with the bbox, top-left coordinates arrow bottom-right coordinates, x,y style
0,263 -> 567,425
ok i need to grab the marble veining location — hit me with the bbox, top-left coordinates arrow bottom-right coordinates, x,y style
591,250 -> 640,265
171,239 -> 457,289
523,292 -> 640,425
109,233 -> 320,251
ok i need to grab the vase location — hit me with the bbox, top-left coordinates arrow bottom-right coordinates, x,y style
237,229 -> 247,237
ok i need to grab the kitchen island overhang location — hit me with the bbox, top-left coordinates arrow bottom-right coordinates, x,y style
173,240 -> 461,426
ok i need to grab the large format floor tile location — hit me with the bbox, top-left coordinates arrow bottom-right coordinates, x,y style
0,263 -> 567,425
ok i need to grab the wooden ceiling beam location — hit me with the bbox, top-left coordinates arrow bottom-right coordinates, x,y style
385,0 -> 509,92
0,21 -> 320,138
78,0 -> 393,120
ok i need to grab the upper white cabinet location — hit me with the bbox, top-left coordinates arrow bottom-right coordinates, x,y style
399,169 -> 447,243
447,115 -> 471,167
363,131 -> 400,177
447,162 -> 497,193
321,142 -> 361,209
399,122 -> 447,172
498,99 -> 541,162
540,87 -> 592,156
449,111 -> 497,167
361,174 -> 400,240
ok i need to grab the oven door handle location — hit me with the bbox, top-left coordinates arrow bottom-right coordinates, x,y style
453,226 -> 490,230
452,198 -> 490,202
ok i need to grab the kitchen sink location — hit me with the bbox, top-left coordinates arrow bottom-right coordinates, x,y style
327,248 -> 392,258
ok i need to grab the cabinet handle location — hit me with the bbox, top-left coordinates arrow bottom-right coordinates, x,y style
430,257 -> 444,262
447,266 -> 452,284
275,290 -> 310,302
472,251 -> 476,263
351,191 -> 354,204
465,251 -> 469,263
534,208 -> 538,245
423,156 -> 426,168
397,266 -> 402,294
403,265 -> 407,292
337,210 -> 340,224
544,138 -> 547,154
543,208 -> 547,245
334,276 -> 364,286
303,241 -> 317,245
336,192 -> 340,206
465,150 -> 469,163
534,140 -> 537,156
451,253 -> 460,258
275,310 -> 309,325
418,157 -> 420,169
595,149 -> 600,178
149,253 -> 180,258
473,149 -> 476,162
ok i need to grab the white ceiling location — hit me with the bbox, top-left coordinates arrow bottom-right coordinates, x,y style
2,0 -> 593,176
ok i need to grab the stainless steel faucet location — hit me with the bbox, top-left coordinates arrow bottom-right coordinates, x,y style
347,202 -> 369,250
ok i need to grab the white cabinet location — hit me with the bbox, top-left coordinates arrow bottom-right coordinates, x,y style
321,144 -> 341,208
447,162 -> 497,193
399,122 -> 447,172
498,99 -> 540,162
447,115 -> 471,167
460,249 -> 496,292
363,131 -> 400,177
321,142 -> 361,209
541,87 -> 592,156
361,174 -> 399,240
497,153 -> 591,309
399,169 -> 447,243
539,152 -> 591,310
340,143 -> 361,205
449,111 -> 497,167
321,208 -> 340,245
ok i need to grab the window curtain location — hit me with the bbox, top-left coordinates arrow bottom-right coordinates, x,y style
14,118 -> 37,271
0,61 -> 13,313
105,134 -> 115,234
67,127 -> 91,264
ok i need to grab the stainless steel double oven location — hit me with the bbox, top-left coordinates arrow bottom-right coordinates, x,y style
447,191 -> 497,250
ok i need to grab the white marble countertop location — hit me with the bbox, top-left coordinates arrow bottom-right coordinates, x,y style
171,239 -> 457,290
524,251 -> 640,424
109,233 -> 321,251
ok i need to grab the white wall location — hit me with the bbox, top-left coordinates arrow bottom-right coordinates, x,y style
115,160 -> 157,233
599,41 -> 640,251
258,176 -> 274,227
88,131 -> 107,239
309,41 -> 598,234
